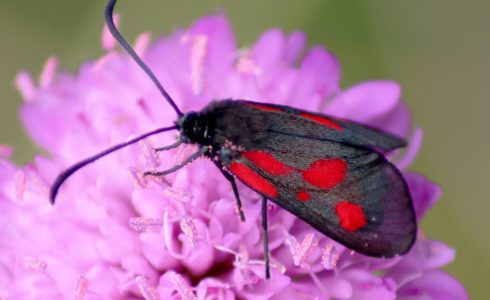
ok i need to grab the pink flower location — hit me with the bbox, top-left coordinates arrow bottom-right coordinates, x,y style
0,15 -> 467,299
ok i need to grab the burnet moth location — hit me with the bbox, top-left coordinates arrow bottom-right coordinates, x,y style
50,0 -> 417,279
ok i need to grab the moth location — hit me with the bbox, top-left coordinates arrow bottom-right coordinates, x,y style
50,0 -> 416,279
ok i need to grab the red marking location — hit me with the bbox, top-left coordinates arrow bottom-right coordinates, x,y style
335,201 -> 367,231
301,159 -> 347,189
229,162 -> 278,198
242,150 -> 292,176
245,103 -> 282,112
296,191 -> 311,201
300,113 -> 342,131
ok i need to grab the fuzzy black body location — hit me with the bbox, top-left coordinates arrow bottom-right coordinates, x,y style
178,99 -> 416,257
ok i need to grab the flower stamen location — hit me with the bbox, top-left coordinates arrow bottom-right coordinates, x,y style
129,216 -> 163,232
74,276 -> 89,300
285,233 -> 319,268
169,271 -> 197,300
22,256 -> 47,271
163,187 -> 193,203
163,210 -> 186,259
182,34 -> 208,96
135,275 -> 160,300
236,49 -> 262,75
180,216 -> 198,248
134,32 -> 151,56
14,170 -> 25,201
128,167 -> 149,189
40,56 -> 58,88
321,243 -> 340,270
15,72 -> 36,101
102,13 -> 119,51
140,140 -> 161,169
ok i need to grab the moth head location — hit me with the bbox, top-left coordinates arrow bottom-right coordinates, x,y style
178,112 -> 212,145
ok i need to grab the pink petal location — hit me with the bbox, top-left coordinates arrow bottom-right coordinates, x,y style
342,269 -> 397,300
40,56 -> 59,88
398,270 -> 468,300
134,32 -> 152,56
291,47 -> 340,111
0,145 -> 14,158
396,127 -> 423,170
188,15 -> 236,75
15,72 -> 37,101
102,14 -> 120,51
284,31 -> 307,65
404,173 -> 441,221
252,29 -> 286,70
327,80 -> 400,122
392,239 -> 455,274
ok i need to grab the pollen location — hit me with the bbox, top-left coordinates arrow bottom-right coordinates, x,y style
163,187 -> 193,203
321,243 -> 340,270
140,140 -> 161,169
236,49 -> 262,75
169,271 -> 197,300
182,34 -> 208,96
128,167 -> 149,189
285,233 -> 319,268
180,216 -> 198,248
129,217 -> 163,232
75,276 -> 89,300
135,275 -> 161,300
22,256 -> 47,271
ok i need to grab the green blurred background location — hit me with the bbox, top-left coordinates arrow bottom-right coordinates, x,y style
1,0 -> 488,298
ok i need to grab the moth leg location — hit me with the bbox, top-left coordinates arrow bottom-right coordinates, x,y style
154,140 -> 182,152
219,169 -> 246,222
144,147 -> 206,177
262,196 -> 271,279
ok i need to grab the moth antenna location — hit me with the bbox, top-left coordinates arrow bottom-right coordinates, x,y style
105,0 -> 183,117
50,125 -> 178,204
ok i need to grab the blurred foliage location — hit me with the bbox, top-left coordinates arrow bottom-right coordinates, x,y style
1,0 -> 488,297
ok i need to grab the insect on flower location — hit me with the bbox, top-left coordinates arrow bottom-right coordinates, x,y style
50,0 -> 416,279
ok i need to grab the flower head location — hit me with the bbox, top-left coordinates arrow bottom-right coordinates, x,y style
0,15 -> 468,299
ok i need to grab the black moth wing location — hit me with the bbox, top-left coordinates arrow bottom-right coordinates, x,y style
203,100 -> 416,257
231,100 -> 408,152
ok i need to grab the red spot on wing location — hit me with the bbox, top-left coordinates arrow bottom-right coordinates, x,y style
296,191 -> 311,201
242,150 -> 292,176
245,103 -> 282,112
229,162 -> 278,198
301,159 -> 347,189
300,113 -> 342,131
335,201 -> 367,231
